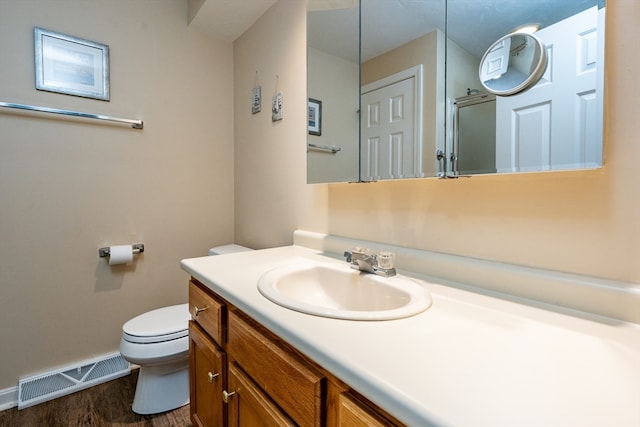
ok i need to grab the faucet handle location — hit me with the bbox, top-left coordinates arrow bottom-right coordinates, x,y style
377,251 -> 395,270
352,246 -> 373,257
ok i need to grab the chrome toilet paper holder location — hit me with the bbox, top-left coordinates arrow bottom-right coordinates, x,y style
99,243 -> 145,258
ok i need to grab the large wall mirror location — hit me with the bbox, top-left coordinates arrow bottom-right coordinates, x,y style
307,0 -> 360,183
307,0 -> 605,183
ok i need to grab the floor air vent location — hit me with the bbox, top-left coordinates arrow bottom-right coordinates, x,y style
18,352 -> 130,409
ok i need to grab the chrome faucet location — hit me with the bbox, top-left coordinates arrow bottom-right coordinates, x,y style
343,247 -> 396,277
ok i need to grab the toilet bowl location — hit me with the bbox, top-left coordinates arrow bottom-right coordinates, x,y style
119,244 -> 252,415
120,304 -> 190,414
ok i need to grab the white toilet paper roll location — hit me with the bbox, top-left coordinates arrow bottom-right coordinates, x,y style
109,245 -> 133,265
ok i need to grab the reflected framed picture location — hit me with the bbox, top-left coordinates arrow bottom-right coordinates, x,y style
34,27 -> 110,101
308,98 -> 322,136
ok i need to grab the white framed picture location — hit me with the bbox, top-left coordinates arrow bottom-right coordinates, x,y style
34,27 -> 110,101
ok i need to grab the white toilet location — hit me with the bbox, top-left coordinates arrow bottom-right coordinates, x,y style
120,304 -> 190,414
119,244 -> 251,415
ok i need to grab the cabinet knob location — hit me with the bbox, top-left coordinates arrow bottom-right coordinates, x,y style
207,372 -> 219,383
222,390 -> 236,403
192,305 -> 208,317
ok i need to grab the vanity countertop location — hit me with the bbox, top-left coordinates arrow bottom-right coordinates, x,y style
181,245 -> 640,427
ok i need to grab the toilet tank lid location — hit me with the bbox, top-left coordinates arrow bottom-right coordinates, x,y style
209,244 -> 253,256
123,303 -> 190,337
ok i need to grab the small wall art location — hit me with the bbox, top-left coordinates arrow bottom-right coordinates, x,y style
272,91 -> 283,122
308,98 -> 322,136
251,85 -> 261,114
34,27 -> 110,101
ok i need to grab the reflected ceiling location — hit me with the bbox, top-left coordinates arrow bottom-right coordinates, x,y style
309,0 -> 601,61
190,0 -> 601,60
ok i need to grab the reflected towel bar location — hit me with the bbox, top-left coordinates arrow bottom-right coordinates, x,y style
0,101 -> 143,129
308,143 -> 341,153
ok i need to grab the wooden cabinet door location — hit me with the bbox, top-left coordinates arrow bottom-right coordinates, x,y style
338,393 -> 395,427
226,362 -> 295,427
189,280 -> 226,345
189,321 -> 226,427
227,311 -> 323,426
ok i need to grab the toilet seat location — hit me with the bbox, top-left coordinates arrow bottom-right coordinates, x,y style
122,304 -> 190,344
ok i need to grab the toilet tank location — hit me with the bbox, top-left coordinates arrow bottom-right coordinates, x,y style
208,244 -> 253,256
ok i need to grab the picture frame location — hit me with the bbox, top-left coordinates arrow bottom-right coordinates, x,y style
308,98 -> 322,136
34,27 -> 110,101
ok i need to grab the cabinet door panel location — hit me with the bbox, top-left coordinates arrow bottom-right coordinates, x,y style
338,393 -> 394,427
228,311 -> 324,426
227,363 -> 295,427
189,279 -> 226,345
190,321 -> 226,427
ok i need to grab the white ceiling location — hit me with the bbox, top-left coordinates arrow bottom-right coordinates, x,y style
188,0 -> 277,42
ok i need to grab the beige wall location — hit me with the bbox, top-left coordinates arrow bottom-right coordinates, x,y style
0,1 -> 234,389
235,0 -> 639,284
233,0 -> 329,249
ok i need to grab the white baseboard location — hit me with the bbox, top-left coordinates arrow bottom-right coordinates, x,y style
0,386 -> 18,411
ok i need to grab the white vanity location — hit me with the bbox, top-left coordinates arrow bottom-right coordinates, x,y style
181,231 -> 640,427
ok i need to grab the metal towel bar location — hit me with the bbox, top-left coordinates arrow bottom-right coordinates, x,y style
0,101 -> 143,129
308,143 -> 341,153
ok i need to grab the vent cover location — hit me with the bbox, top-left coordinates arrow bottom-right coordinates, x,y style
18,352 -> 130,409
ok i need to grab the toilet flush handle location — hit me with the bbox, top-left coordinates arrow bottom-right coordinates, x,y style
192,305 -> 208,317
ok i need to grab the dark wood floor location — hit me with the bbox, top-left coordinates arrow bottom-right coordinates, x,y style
0,370 -> 191,426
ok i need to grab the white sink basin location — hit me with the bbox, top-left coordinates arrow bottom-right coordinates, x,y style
257,261 -> 432,320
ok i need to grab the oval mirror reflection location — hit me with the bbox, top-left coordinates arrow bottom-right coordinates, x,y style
479,32 -> 547,96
